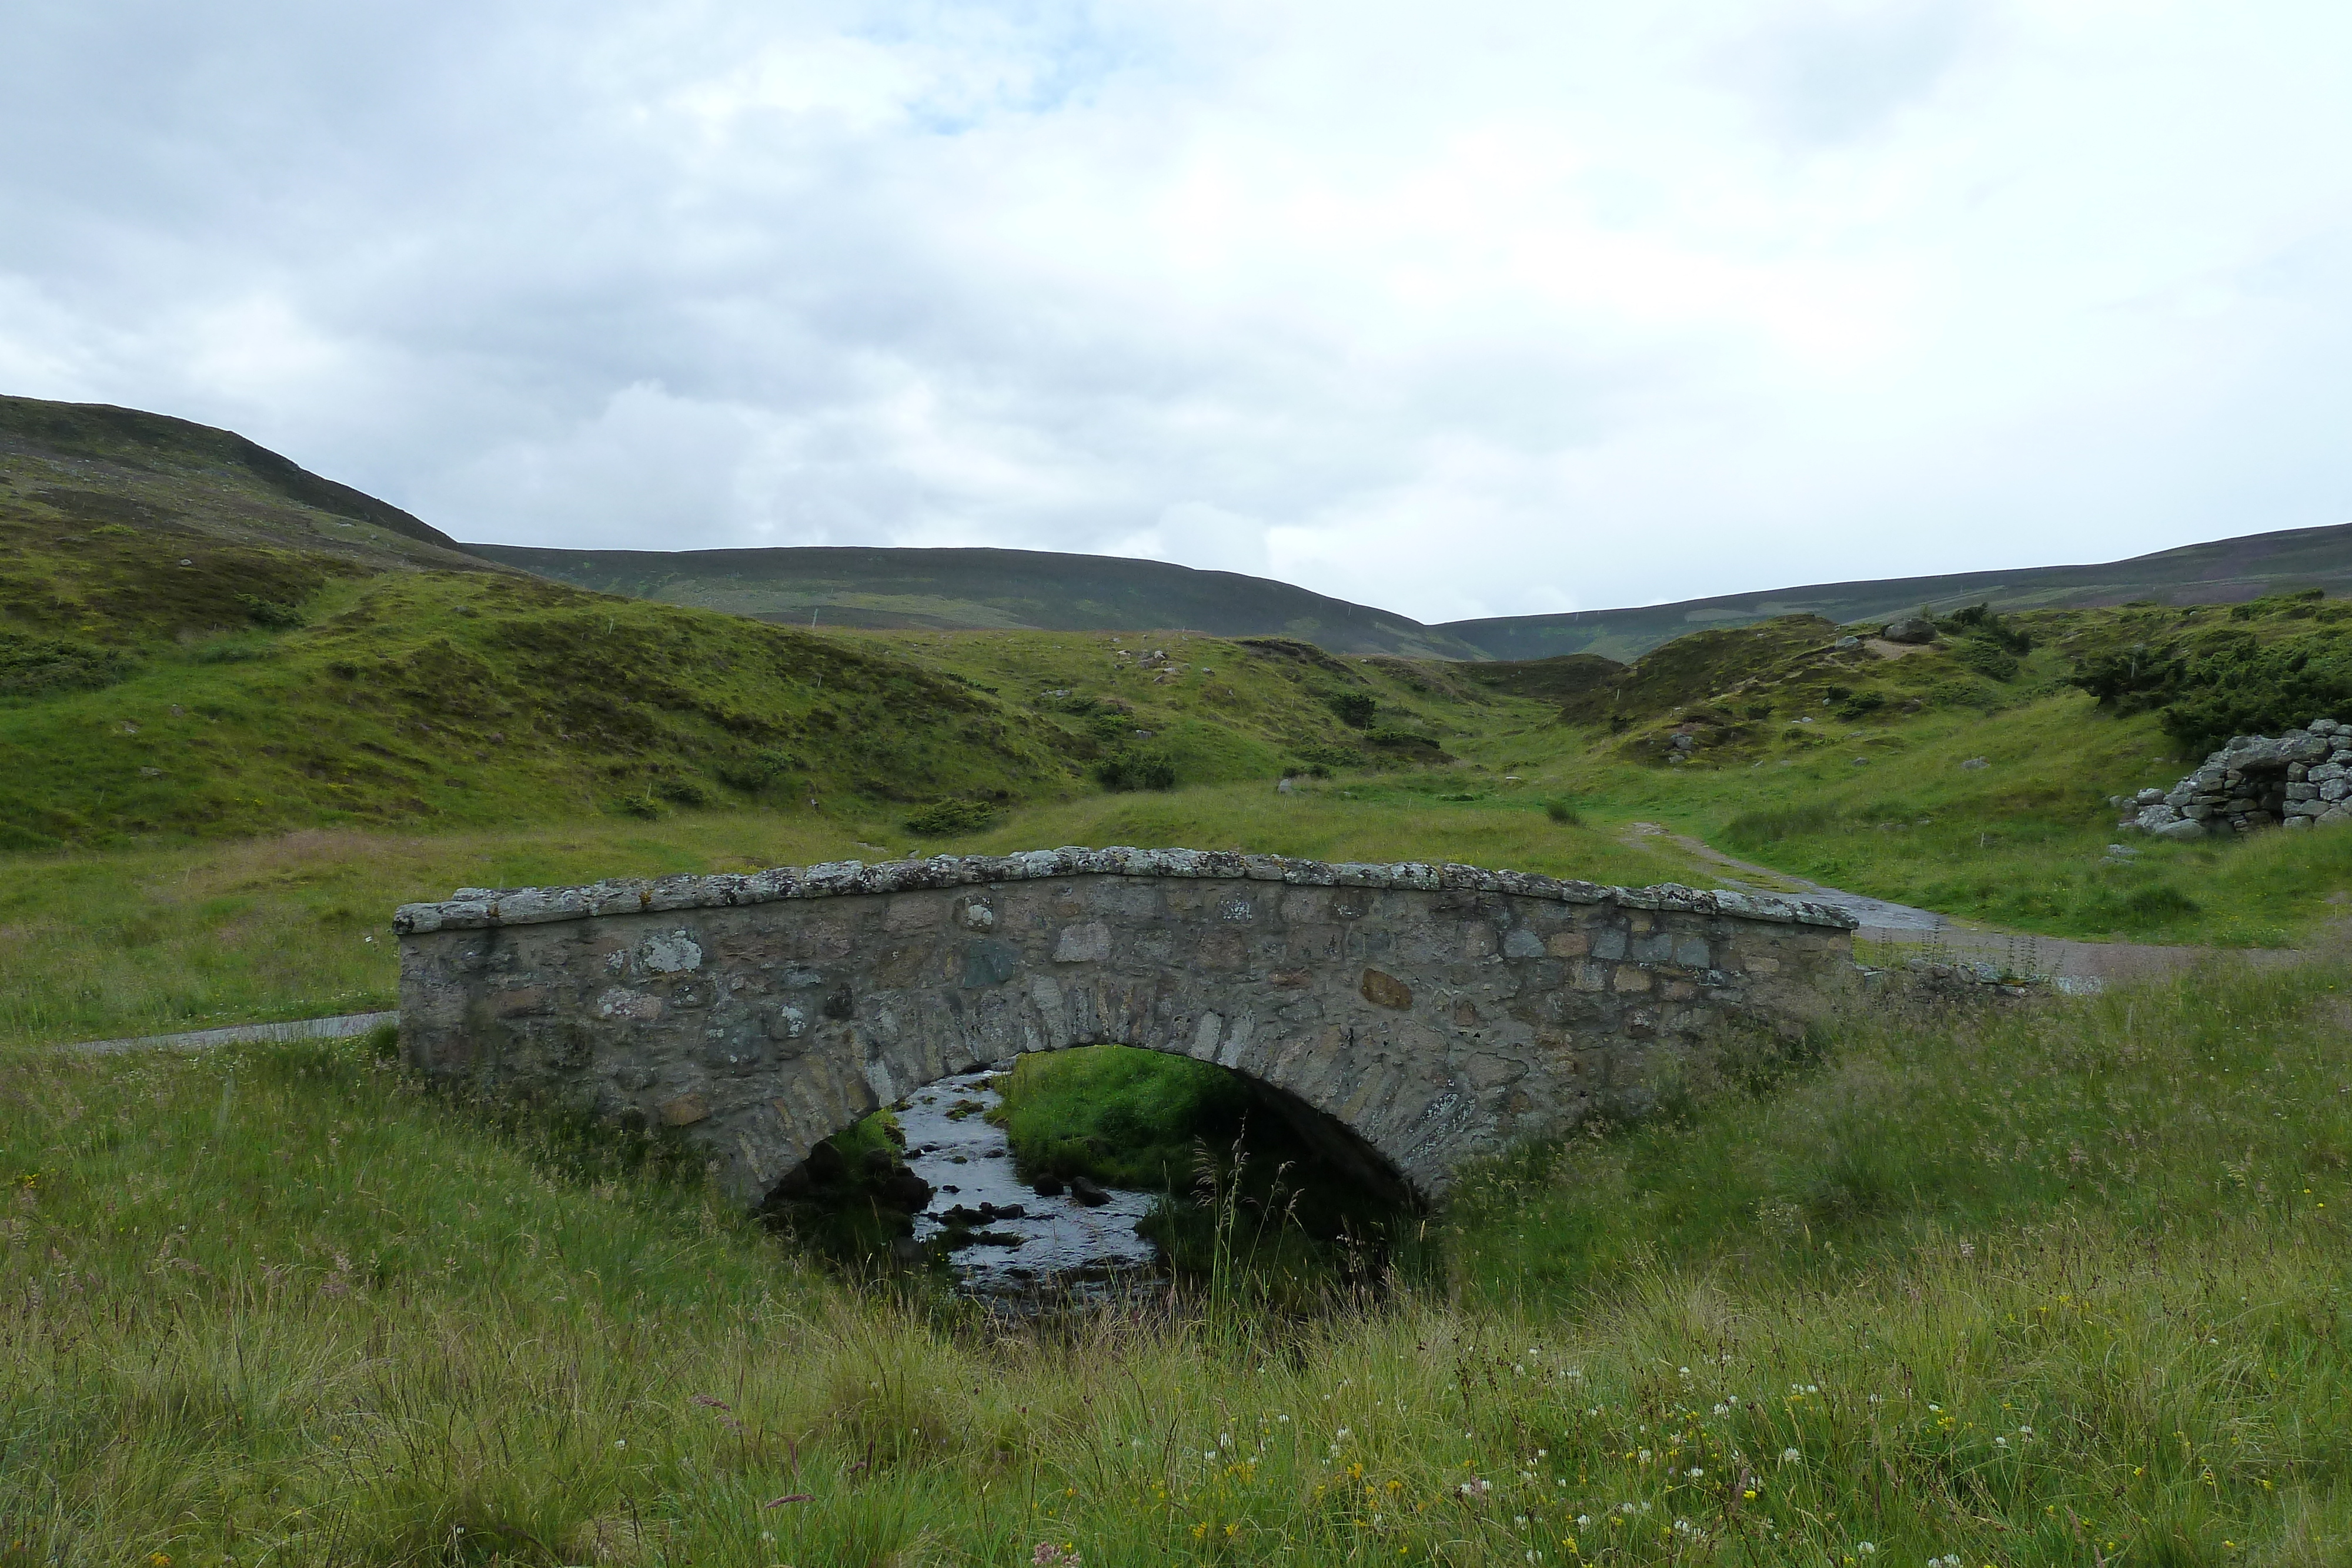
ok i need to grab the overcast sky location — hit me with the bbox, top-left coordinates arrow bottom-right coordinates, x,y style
5,2 -> 2348,623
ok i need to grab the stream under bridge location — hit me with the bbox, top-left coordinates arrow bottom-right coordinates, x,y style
394,848 -> 1857,1205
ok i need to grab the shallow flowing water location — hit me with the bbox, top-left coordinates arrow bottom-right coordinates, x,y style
894,1067 -> 1161,1302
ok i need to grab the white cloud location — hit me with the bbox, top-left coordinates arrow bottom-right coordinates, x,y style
2,0 -> 2348,621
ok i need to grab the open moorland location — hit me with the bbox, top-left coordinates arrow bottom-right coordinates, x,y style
7,399 -> 2352,1563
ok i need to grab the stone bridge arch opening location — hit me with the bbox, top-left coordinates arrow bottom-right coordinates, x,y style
396,848 -> 1856,1212
770,1038 -> 1424,1271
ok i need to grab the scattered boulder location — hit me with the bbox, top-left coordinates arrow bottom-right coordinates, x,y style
880,1168 -> 934,1211
1831,636 -> 1862,651
1031,1174 -> 1066,1198
1881,617 -> 1937,644
1066,1175 -> 1112,1208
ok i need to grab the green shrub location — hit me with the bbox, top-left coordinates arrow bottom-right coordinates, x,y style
1833,690 -> 1887,720
1544,798 -> 1582,825
1324,691 -> 1376,728
2071,626 -> 2352,754
1936,601 -> 2033,653
904,798 -> 998,835
713,748 -> 797,794
1949,637 -> 2020,682
236,594 -> 307,629
0,631 -> 131,696
1095,747 -> 1177,791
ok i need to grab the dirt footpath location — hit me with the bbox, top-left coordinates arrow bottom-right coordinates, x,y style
1619,822 -> 2310,988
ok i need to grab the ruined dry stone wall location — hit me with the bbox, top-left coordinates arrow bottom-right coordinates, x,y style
2114,718 -> 2352,839
395,848 -> 1857,1207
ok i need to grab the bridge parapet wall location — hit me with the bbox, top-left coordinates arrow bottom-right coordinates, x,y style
395,848 -> 1856,1205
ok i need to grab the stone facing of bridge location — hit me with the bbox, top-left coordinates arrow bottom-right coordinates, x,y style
395,848 -> 1857,1205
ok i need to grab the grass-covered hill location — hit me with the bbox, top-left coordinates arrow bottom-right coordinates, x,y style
0,394 -> 482,573
1445,521 -> 2352,661
1454,592 -> 2352,945
0,406 -> 1552,850
463,541 -> 1491,660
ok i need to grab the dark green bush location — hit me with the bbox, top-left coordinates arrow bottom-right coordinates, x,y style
2070,626 -> 2352,754
1095,747 -> 1177,791
0,631 -> 131,696
1936,601 -> 2033,653
714,748 -> 797,794
905,798 -> 998,835
238,594 -> 307,630
1833,690 -> 1887,721
1544,799 -> 1582,825
1324,691 -> 1376,728
1948,637 -> 2020,682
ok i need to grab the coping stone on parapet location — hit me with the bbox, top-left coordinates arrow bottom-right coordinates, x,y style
393,848 -> 1860,937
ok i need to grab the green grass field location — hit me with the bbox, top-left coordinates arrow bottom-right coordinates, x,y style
6,957 -> 2348,1564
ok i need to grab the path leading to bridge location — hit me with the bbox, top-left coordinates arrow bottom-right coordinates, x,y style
1619,821 -> 2308,988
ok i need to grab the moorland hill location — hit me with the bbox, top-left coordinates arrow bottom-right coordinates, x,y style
463,540 -> 1491,660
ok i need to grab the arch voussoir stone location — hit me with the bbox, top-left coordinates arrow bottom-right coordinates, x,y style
395,847 -> 1856,1206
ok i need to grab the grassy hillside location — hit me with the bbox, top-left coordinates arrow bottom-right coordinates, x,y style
2,427 -> 1551,850
463,542 -> 1489,660
0,394 -> 482,571
1435,596 -> 2352,947
1445,522 -> 2352,661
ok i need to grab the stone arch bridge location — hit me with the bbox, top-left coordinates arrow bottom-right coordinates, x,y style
395,848 -> 1856,1206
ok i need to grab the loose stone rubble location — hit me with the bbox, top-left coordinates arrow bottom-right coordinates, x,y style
2112,718 -> 2352,839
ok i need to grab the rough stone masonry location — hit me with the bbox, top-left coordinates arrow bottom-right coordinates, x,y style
395,848 -> 1857,1206
2114,717 -> 2352,840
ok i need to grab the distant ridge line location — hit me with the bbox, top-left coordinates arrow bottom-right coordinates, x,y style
463,523 -> 2352,664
